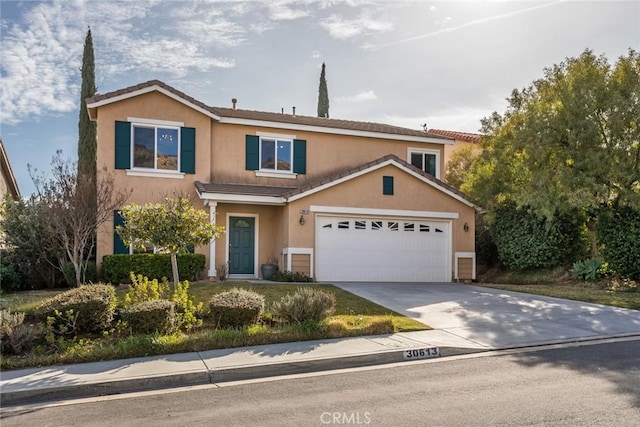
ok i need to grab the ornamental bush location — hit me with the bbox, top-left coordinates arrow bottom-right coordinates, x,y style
597,205 -> 640,280
271,270 -> 314,283
570,258 -> 604,282
270,287 -> 336,323
490,202 -> 587,270
120,300 -> 176,335
208,288 -> 264,328
36,284 -> 117,333
123,273 -> 171,307
0,310 -> 39,354
102,254 -> 205,284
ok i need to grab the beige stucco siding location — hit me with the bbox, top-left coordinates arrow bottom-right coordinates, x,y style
95,92 -> 213,268
210,122 -> 446,185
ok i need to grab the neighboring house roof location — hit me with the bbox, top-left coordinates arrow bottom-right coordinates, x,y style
196,154 -> 476,209
0,137 -> 21,200
86,80 -> 453,144
428,128 -> 482,143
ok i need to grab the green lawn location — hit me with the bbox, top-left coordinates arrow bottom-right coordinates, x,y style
480,283 -> 640,310
0,281 -> 428,370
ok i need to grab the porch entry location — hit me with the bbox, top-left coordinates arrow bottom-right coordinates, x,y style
229,216 -> 255,275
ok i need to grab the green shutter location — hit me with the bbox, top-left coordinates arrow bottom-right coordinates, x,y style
180,127 -> 196,174
383,176 -> 394,195
113,211 -> 128,254
115,121 -> 131,169
245,135 -> 260,170
293,139 -> 307,174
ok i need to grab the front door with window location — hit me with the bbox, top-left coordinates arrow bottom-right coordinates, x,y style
229,217 -> 255,275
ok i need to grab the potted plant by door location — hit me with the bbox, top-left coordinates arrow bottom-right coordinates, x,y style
261,256 -> 279,280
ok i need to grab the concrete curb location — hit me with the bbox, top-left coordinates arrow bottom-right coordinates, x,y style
0,346 -> 486,406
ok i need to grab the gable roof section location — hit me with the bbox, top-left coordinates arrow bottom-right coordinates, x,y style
86,80 -> 452,144
195,155 -> 476,209
0,138 -> 21,200
428,128 -> 482,143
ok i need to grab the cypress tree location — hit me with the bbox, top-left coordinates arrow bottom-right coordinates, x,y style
317,62 -> 329,118
78,27 -> 97,182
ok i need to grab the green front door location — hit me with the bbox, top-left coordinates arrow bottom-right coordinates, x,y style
229,216 -> 255,275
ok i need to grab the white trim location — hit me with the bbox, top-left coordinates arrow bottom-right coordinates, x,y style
310,205 -> 459,219
255,171 -> 297,179
282,247 -> 314,278
455,252 -> 476,281
197,192 -> 286,205
258,135 -> 294,174
407,147 -> 441,179
129,121 -> 181,173
219,117 -> 453,144
207,202 -> 218,277
256,131 -> 297,139
87,85 -> 222,121
128,117 -> 184,127
126,169 -> 185,179
289,158 -> 475,208
226,213 -> 259,278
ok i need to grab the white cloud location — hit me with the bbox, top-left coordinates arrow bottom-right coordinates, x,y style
0,0 -> 243,125
311,50 -> 322,59
320,14 -> 392,39
430,6 -> 437,12
338,90 -> 378,103
268,1 -> 309,20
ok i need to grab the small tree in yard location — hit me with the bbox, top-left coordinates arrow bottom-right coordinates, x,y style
30,151 -> 131,287
117,196 -> 225,290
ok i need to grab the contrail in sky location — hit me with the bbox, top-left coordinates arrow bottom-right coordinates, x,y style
371,0 -> 565,49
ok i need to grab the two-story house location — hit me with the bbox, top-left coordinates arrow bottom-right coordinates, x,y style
87,80 -> 476,282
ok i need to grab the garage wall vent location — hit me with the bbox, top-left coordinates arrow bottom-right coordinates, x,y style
383,176 -> 394,195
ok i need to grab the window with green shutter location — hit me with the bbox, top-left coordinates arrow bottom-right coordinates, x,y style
246,135 -> 307,175
245,135 -> 260,170
113,211 -> 129,254
180,127 -> 196,174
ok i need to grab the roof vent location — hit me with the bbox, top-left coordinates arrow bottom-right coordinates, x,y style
232,98 -> 237,109
292,106 -> 296,116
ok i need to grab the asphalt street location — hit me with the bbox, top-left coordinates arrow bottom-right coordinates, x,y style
3,338 -> 639,427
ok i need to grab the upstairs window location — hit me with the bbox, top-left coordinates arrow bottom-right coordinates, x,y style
115,120 -> 195,175
133,125 -> 179,171
409,149 -> 439,178
261,138 -> 292,172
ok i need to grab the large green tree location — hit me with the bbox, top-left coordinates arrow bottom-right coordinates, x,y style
317,62 -> 329,118
77,27 -> 97,250
117,196 -> 225,290
466,49 -> 640,256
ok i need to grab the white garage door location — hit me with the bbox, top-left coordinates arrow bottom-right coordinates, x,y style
316,216 -> 451,282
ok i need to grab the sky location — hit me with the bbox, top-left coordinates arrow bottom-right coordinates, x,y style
1,0 -> 639,196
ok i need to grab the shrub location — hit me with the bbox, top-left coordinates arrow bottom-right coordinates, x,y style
271,270 -> 314,283
172,280 -> 203,331
0,309 -> 38,354
123,273 -> 170,307
63,261 -> 98,287
36,284 -> 117,333
102,254 -> 206,284
606,277 -> 638,293
120,300 -> 176,335
597,205 -> 640,280
208,288 -> 265,328
0,262 -> 22,291
570,258 -> 604,282
270,287 -> 336,323
491,202 -> 587,270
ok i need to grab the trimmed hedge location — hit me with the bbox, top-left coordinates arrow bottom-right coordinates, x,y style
36,284 -> 117,333
102,254 -> 206,284
491,202 -> 586,270
597,205 -> 640,280
208,288 -> 264,328
270,287 -> 336,323
120,300 -> 176,335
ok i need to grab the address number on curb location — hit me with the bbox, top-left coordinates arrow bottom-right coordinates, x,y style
403,347 -> 440,360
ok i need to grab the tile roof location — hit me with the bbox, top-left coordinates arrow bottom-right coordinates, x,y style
428,128 -> 483,143
196,154 -> 472,206
86,79 -> 448,140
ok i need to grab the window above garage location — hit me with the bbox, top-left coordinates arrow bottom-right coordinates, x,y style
408,148 -> 440,178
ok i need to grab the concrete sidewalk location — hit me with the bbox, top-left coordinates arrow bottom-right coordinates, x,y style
0,329 -> 484,406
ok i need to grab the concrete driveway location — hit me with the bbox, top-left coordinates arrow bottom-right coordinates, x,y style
333,282 -> 640,349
